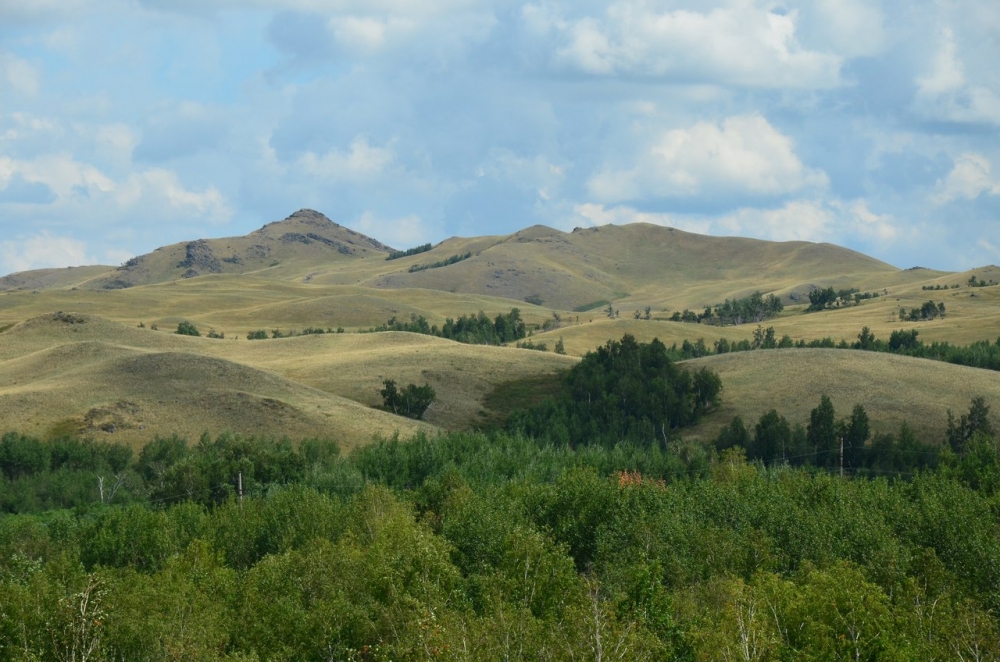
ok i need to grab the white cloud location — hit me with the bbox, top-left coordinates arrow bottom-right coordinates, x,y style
119,169 -> 232,223
572,203 -> 713,235
915,28 -> 1000,125
298,137 -> 396,182
588,114 -> 827,202
574,196 -> 899,247
533,2 -> 843,89
0,231 -> 92,274
0,154 -> 113,198
0,52 -> 40,97
933,153 -> 1000,203
478,150 -> 566,200
810,0 -> 885,58
352,211 -> 429,248
0,154 -> 232,223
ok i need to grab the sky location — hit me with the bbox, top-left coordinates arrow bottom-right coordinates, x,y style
0,0 -> 998,276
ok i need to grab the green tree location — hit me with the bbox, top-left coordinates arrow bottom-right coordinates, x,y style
750,409 -> 791,465
808,395 -> 838,467
947,397 -> 995,454
176,321 -> 200,336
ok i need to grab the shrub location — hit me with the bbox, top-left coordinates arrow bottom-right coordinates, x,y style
176,321 -> 200,337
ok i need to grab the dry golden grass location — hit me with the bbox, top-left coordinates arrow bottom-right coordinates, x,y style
0,313 -> 574,447
682,349 -> 1000,444
0,315 -> 432,450
2,217 -> 999,451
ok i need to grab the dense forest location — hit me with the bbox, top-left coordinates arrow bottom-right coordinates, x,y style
0,336 -> 998,660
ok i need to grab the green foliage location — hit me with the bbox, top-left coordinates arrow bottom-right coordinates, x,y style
175,321 -> 200,336
968,274 -> 998,287
385,242 -> 432,260
700,291 -> 784,326
206,328 -> 225,339
900,300 -> 946,321
572,299 -> 611,312
947,396 -> 995,454
407,251 -> 472,272
380,379 -> 435,420
373,308 -> 528,346
510,334 -> 722,447
554,336 -> 566,355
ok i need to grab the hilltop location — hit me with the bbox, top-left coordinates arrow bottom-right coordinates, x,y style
1,209 -> 998,449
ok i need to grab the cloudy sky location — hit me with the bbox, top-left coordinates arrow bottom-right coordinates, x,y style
1,0 -> 998,275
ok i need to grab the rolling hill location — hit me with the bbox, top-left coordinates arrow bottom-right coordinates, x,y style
0,209 -> 998,450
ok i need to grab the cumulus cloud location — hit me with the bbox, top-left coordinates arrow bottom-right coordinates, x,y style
528,2 -> 843,89
574,196 -> 900,247
120,169 -> 232,223
265,1 -> 495,62
915,28 -> 1000,125
588,115 -> 827,202
933,153 -> 1000,203
0,154 -> 232,223
811,0 -> 885,58
0,52 -> 40,97
477,150 -> 566,201
0,231 -> 92,274
351,210 -> 430,248
298,137 -> 396,182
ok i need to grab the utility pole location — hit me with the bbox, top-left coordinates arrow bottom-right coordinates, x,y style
238,471 -> 243,511
839,435 -> 844,479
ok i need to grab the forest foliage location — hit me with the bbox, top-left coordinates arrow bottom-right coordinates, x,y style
0,335 -> 999,660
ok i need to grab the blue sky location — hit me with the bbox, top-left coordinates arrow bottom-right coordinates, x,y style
1,0 -> 998,275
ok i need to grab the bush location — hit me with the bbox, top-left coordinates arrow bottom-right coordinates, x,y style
380,380 -> 436,420
246,330 -> 268,340
176,321 -> 200,336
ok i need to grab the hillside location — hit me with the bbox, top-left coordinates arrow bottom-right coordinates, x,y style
75,209 -> 394,290
1,211 -> 999,451
0,313 -> 573,447
683,349 -> 1000,444
342,222 -> 928,311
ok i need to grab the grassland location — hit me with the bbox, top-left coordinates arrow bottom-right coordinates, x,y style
1,212 -> 998,450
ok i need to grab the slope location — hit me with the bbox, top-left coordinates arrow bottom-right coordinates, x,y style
683,349 -> 1000,444
81,209 -> 394,290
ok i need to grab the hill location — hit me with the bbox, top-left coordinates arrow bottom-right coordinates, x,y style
73,209 -> 394,291
1,210 -> 999,451
0,313 -> 574,447
337,222 -> 926,311
683,348 -> 1000,444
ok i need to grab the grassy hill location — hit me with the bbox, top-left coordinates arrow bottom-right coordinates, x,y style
682,349 -> 1000,444
1,211 -> 998,450
0,313 -> 572,448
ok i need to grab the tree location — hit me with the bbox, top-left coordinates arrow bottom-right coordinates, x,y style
844,404 -> 870,468
947,397 -> 995,454
380,379 -> 435,420
750,410 -> 791,465
855,326 -> 876,350
176,321 -> 200,337
808,395 -> 838,467
555,337 -> 566,355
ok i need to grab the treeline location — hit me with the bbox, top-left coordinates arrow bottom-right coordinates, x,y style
899,300 -> 946,321
664,324 -> 1000,374
806,286 -> 880,311
407,251 -> 472,273
2,423 -> 1000,659
716,394 -> 995,479
246,326 -> 346,340
385,242 -> 432,260
669,291 -> 783,325
371,309 -> 527,345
